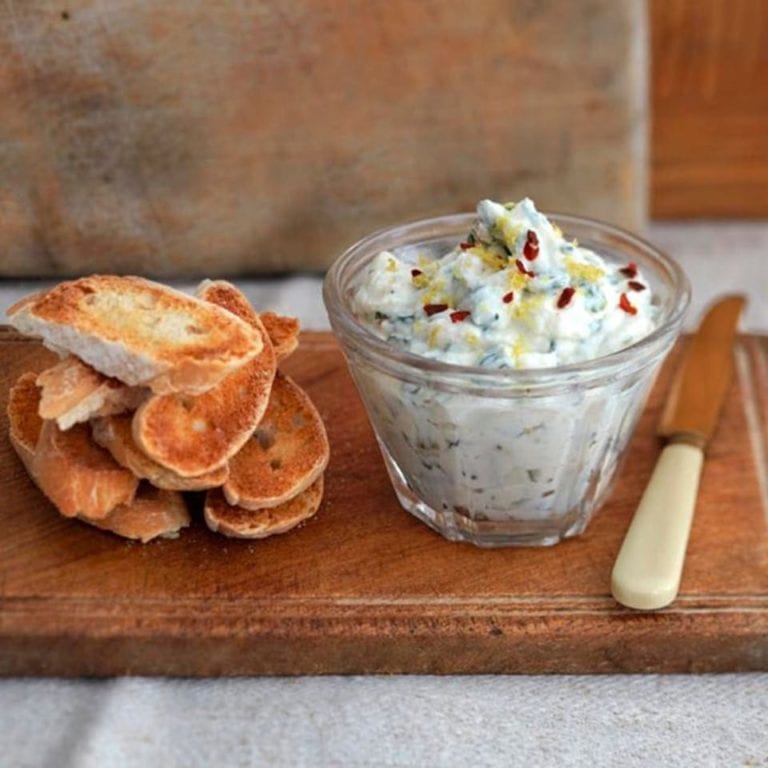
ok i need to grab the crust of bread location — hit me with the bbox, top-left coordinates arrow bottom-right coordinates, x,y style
31,419 -> 139,519
8,372 -> 139,518
7,372 -> 43,473
92,413 -> 228,491
131,281 -> 276,477
259,311 -> 300,362
6,275 -> 262,395
205,475 -> 323,539
37,356 -> 146,430
9,373 -> 187,540
82,484 -> 190,542
223,373 -> 329,510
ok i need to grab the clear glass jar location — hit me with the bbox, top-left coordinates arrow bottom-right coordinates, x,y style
323,213 -> 690,547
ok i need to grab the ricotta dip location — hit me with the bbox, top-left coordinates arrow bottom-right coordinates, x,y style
353,198 -> 656,368
346,200 -> 663,544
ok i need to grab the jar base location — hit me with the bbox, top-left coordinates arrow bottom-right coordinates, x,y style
393,483 -> 590,547
382,449 -> 593,548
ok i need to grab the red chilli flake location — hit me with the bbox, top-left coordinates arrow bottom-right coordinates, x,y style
423,303 -> 449,317
411,268 -> 422,277
459,241 -> 474,250
450,310 -> 471,323
619,293 -> 638,315
619,262 -> 638,278
515,259 -> 535,277
523,230 -> 539,260
628,280 -> 646,292
556,287 -> 576,309
502,291 -> 514,304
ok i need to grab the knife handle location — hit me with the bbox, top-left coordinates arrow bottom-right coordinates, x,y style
611,442 -> 704,610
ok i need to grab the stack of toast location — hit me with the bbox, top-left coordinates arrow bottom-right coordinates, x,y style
5,276 -> 329,542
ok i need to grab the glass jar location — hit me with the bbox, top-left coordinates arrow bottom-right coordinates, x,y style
323,213 -> 690,547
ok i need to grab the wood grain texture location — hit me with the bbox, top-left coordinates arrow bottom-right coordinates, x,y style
0,330 -> 766,676
651,0 -> 768,217
0,0 -> 646,276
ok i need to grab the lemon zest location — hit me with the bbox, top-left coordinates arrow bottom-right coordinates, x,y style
412,273 -> 429,289
511,293 -> 546,322
422,278 -> 448,306
498,218 -> 522,250
473,245 -> 506,272
506,270 -> 529,292
508,336 -> 527,367
463,331 -> 482,349
565,255 -> 604,283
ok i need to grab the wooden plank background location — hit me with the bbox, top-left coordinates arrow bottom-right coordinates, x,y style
0,0 -> 763,280
651,0 -> 768,218
0,0 -> 647,277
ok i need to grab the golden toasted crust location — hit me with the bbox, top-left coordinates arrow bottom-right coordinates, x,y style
9,373 -> 187,540
259,312 -> 300,362
205,475 -> 323,539
223,373 -> 329,510
82,484 -> 190,542
31,420 -> 139,519
37,357 -> 146,429
7,372 -> 43,472
194,280 -> 253,324
6,293 -> 40,317
6,275 -> 263,394
92,413 -> 228,491
132,281 -> 276,477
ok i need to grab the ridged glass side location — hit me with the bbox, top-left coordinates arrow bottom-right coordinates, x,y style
346,351 -> 662,546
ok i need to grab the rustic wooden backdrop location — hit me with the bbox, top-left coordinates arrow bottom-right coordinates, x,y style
651,0 -> 768,218
0,0 -> 645,276
0,1 -> 764,276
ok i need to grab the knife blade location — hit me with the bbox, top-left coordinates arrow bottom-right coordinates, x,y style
611,295 -> 746,610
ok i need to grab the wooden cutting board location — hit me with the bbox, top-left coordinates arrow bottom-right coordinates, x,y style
1,329 -> 766,676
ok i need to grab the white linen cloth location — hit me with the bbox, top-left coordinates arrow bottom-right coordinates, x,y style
1,675 -> 767,767
1,222 -> 767,768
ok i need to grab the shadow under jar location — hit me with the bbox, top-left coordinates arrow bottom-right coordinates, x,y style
324,213 -> 690,547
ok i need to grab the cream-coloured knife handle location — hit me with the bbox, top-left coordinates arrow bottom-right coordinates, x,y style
611,442 -> 704,610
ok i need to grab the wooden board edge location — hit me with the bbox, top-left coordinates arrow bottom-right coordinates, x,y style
1,612 -> 765,676
1,597 -> 766,676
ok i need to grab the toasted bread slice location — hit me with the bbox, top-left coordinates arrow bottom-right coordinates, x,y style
92,413 -> 228,490
8,373 -> 139,519
205,475 -> 323,539
131,281 -> 276,477
260,311 -> 300,362
9,374 -> 187,540
223,373 -> 329,510
31,420 -> 139,519
83,483 -> 190,542
37,356 -> 146,430
7,372 -> 43,473
6,275 -> 262,395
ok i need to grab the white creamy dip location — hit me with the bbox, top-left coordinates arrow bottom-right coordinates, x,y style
339,199 -> 669,543
353,198 -> 656,368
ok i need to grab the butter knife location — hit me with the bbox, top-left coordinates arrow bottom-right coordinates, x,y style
611,295 -> 746,610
